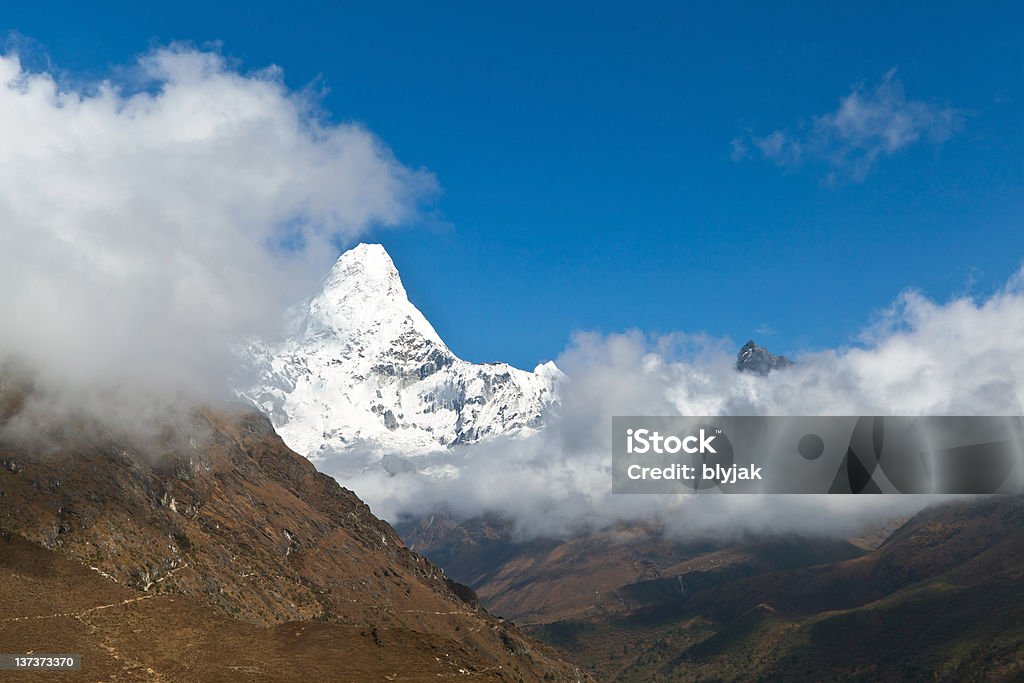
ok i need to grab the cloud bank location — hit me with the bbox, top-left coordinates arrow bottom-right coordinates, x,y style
734,69 -> 961,182
334,272 -> 1024,538
0,45 -> 435,420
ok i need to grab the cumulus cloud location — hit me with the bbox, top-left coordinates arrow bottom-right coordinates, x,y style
739,69 -> 961,181
0,45 -> 435,421
329,268 -> 1024,538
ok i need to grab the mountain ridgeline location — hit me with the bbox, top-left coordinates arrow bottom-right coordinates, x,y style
241,244 -> 562,460
241,244 -> 791,467
401,499 -> 1024,681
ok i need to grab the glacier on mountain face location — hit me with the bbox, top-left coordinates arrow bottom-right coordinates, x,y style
239,243 -> 563,465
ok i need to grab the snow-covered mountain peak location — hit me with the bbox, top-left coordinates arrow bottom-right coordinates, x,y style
305,243 -> 444,347
242,243 -> 562,460
323,243 -> 404,301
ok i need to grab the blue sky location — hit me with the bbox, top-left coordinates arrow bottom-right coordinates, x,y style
7,2 -> 1022,369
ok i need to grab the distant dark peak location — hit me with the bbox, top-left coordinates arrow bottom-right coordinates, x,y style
736,339 -> 792,376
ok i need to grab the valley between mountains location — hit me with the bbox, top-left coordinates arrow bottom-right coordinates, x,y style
1,243 -> 1020,681
237,243 -> 1023,681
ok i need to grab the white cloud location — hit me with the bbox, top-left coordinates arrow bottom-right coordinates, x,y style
0,45 -> 436,420
331,268 -> 1024,538
743,69 -> 960,181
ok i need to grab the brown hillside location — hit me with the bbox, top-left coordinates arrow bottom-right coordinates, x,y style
0,378 -> 587,681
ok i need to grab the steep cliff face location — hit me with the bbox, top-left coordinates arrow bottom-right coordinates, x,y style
241,243 -> 562,460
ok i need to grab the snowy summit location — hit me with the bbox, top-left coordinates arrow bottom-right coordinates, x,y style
241,243 -> 562,460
